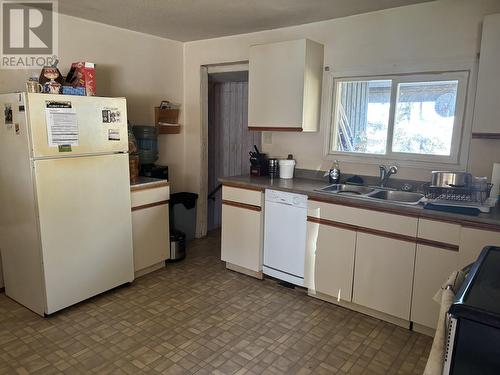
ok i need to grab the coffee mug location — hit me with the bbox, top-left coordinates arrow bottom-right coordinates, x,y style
44,81 -> 61,94
26,81 -> 43,93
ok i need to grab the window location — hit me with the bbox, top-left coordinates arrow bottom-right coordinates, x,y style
330,72 -> 468,164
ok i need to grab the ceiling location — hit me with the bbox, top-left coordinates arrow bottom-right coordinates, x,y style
57,0 -> 435,42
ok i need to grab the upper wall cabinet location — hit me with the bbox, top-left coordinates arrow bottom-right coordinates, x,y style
472,14 -> 500,136
248,39 -> 324,132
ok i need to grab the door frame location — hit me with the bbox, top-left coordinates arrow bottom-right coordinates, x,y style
198,62 -> 249,237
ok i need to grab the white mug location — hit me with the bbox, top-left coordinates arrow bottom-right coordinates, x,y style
26,81 -> 43,93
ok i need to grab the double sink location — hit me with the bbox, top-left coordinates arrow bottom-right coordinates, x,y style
317,184 -> 425,205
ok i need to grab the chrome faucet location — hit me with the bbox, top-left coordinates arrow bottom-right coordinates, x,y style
379,165 -> 398,187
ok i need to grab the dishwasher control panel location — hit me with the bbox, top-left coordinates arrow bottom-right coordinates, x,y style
265,189 -> 308,208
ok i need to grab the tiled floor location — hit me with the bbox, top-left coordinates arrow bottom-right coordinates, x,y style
0,231 -> 432,374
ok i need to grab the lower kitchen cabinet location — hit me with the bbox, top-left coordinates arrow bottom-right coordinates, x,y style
353,233 -> 416,320
221,203 -> 263,277
459,227 -> 500,268
130,183 -> 170,277
411,244 -> 458,329
219,182 -> 500,333
221,185 -> 264,279
132,203 -> 170,274
306,220 -> 356,302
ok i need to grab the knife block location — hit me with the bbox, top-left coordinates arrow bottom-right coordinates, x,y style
250,158 -> 269,176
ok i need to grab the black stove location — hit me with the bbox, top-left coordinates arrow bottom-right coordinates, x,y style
444,246 -> 500,374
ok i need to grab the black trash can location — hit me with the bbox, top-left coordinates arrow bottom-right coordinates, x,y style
169,229 -> 186,261
169,192 -> 198,241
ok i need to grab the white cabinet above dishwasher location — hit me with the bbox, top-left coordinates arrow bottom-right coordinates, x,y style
263,189 -> 308,286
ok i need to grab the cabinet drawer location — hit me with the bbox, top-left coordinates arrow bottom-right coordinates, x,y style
222,186 -> 262,207
131,186 -> 170,208
418,219 -> 460,246
308,200 -> 418,237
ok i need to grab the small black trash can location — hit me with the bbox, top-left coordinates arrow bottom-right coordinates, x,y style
169,192 -> 198,241
169,229 -> 186,261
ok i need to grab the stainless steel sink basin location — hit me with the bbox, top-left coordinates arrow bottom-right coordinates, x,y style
317,183 -> 425,205
367,190 -> 424,204
320,184 -> 375,195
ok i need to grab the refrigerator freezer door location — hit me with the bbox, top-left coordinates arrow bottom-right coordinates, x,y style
27,93 -> 128,158
34,153 -> 134,314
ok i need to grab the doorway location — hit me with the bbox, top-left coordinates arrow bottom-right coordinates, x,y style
206,70 -> 261,231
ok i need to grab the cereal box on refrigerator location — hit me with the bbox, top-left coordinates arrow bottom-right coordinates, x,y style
70,62 -> 96,96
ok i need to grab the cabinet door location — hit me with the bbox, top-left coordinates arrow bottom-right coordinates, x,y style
459,227 -> 500,268
353,233 -> 416,320
249,40 -> 305,130
306,221 -> 356,302
472,14 -> 500,134
132,203 -> 170,272
411,245 -> 458,329
248,39 -> 323,132
221,204 -> 262,272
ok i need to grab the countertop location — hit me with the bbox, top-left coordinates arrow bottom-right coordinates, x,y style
219,175 -> 500,230
130,177 -> 169,191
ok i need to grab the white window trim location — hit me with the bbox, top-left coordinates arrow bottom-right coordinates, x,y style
325,70 -> 470,169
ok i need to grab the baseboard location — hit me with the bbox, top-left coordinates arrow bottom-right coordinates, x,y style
134,262 -> 166,278
309,290 -> 411,329
226,262 -> 263,280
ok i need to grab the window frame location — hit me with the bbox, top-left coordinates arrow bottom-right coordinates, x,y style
328,71 -> 470,166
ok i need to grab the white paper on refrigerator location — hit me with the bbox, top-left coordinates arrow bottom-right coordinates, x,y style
45,107 -> 79,147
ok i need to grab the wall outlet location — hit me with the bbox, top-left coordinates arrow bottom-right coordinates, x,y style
263,132 -> 273,145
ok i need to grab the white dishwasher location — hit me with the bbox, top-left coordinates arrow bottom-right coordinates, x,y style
263,189 -> 308,286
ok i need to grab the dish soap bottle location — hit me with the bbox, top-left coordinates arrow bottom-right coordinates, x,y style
326,160 -> 340,184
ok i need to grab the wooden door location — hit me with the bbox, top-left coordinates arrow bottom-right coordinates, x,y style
207,79 -> 261,231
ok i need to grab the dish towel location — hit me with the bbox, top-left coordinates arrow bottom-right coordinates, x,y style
424,270 -> 466,375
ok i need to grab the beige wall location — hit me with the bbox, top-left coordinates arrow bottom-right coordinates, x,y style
182,0 -> 500,222
0,14 -> 184,188
469,139 -> 500,178
0,14 -> 184,286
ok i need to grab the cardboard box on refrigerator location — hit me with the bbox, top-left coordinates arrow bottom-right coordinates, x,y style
70,62 -> 96,96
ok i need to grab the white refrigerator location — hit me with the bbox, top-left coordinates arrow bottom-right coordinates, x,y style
0,92 -> 134,316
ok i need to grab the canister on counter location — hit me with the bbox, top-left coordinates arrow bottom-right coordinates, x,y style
268,158 -> 279,178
